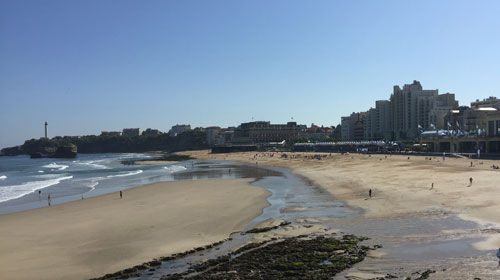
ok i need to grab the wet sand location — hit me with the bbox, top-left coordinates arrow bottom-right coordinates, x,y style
0,179 -> 270,280
182,150 -> 500,228
181,150 -> 500,273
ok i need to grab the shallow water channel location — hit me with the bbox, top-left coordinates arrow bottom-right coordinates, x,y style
125,160 -> 357,279
125,160 -> 500,279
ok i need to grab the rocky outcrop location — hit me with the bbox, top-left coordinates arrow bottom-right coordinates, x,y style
52,144 -> 77,158
0,146 -> 24,156
29,144 -> 77,159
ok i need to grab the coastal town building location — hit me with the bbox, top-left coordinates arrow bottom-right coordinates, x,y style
142,128 -> 162,136
390,81 -> 438,140
428,93 -> 459,129
341,117 -> 351,140
231,121 -> 306,144
122,128 -> 141,136
168,124 -> 191,136
471,96 -> 500,109
363,108 -> 376,140
376,100 -> 392,139
340,81 -> 459,141
340,112 -> 366,141
301,124 -> 333,141
205,126 -> 222,147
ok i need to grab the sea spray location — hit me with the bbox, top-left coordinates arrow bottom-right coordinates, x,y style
42,163 -> 69,171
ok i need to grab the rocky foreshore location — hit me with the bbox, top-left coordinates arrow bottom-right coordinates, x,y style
89,233 -> 379,280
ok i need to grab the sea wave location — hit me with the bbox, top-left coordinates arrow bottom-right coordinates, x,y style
0,175 -> 6,180
36,173 -> 70,179
106,170 -> 143,178
43,163 -> 69,171
74,160 -> 109,169
0,175 -> 73,203
86,181 -> 99,192
164,165 -> 187,173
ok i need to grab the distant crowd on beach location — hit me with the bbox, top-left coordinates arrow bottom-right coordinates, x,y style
237,150 -> 500,202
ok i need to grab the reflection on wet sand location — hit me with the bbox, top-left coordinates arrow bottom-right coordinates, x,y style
172,163 -> 282,181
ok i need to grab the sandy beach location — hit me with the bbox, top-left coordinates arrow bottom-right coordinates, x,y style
181,150 -> 500,247
0,179 -> 270,280
3,150 -> 500,279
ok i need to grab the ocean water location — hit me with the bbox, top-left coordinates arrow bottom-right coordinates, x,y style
0,153 -> 189,214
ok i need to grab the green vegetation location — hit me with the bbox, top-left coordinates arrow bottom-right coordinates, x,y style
162,235 -> 370,280
90,235 -> 372,280
11,131 -> 208,155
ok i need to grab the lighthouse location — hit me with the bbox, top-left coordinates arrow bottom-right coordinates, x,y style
45,122 -> 48,139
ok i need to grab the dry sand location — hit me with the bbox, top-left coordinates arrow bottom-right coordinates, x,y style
0,179 -> 269,280
181,150 -> 500,246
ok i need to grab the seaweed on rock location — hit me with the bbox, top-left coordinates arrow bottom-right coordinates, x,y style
161,235 -> 370,280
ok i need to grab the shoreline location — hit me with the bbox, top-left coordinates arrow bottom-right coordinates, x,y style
0,178 -> 270,280
180,150 -> 500,246
4,151 -> 500,278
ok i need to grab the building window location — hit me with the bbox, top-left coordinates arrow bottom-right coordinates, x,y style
489,121 -> 495,137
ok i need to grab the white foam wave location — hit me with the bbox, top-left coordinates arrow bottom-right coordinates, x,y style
0,175 -> 73,203
38,170 -> 44,173
75,160 -> 109,169
0,175 -> 6,180
36,173 -> 69,179
164,165 -> 187,173
43,163 -> 69,171
87,181 -> 99,192
106,170 -> 143,178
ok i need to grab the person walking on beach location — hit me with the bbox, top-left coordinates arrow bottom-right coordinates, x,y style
120,191 -> 123,199
48,194 -> 51,206
469,177 -> 473,186
430,183 -> 434,190
369,189 -> 372,199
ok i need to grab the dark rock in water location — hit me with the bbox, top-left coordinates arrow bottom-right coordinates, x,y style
51,144 -> 77,158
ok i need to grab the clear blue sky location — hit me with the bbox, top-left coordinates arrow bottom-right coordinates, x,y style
1,0 -> 499,148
